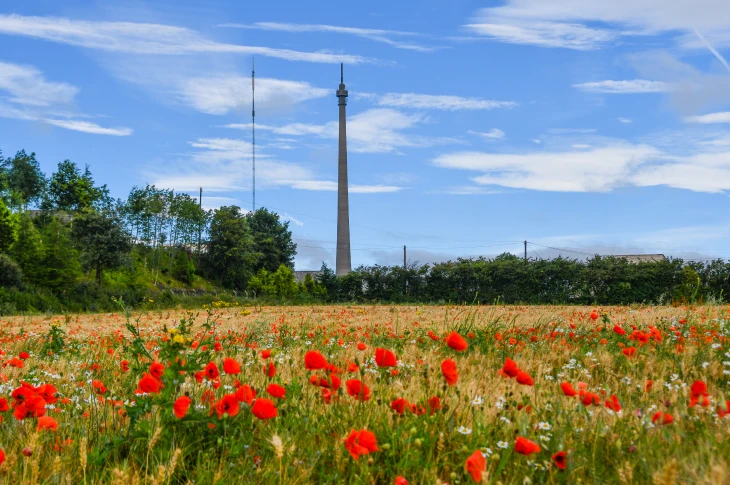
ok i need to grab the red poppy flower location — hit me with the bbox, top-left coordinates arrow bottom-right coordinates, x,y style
7,358 -> 24,368
204,362 -> 219,380
304,351 -> 328,370
266,383 -> 286,399
391,398 -> 411,415
37,416 -> 58,431
395,477 -> 408,485
37,384 -> 58,404
235,384 -> 256,405
345,379 -> 371,401
263,361 -> 276,378
427,396 -> 441,414
0,398 -> 8,412
344,429 -> 378,460
560,382 -> 578,397
0,449 -> 4,466
428,331 -> 440,341
690,380 -> 710,407
261,349 -> 271,359
150,362 -> 165,380
446,331 -> 468,352
652,412 -> 674,425
251,398 -> 277,420
515,436 -> 540,455
464,449 -> 486,482
613,325 -> 626,336
590,311 -> 599,321
516,370 -> 534,386
581,392 -> 600,406
19,351 -> 30,360
622,347 -> 636,358
214,394 -> 240,418
441,359 -> 458,386
552,451 -> 567,470
223,358 -> 241,375
375,348 -> 397,367
717,401 -> 730,418
173,396 -> 191,419
92,380 -> 107,395
501,358 -> 520,378
13,394 -> 46,420
120,360 -> 130,372
135,373 -> 162,395
605,395 -> 621,412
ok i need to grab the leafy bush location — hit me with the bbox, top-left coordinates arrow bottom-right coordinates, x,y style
0,253 -> 23,288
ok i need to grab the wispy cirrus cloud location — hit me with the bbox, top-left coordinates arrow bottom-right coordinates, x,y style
227,108 -> 461,153
0,61 -> 78,106
0,59 -> 132,136
178,76 -> 329,115
0,14 -> 370,64
150,137 -> 403,194
573,80 -> 673,94
468,129 -> 505,141
221,22 -> 437,52
359,92 -> 517,111
434,131 -> 730,194
684,112 -> 730,124
44,119 -> 133,136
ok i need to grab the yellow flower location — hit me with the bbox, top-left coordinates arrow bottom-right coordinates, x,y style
173,334 -> 185,344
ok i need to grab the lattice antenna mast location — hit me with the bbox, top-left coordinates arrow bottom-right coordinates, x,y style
252,58 -> 256,212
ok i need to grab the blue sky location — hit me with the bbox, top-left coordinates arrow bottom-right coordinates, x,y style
2,0 -> 730,269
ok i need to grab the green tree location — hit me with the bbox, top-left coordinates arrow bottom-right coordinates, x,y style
0,199 -> 17,252
39,217 -> 81,291
9,213 -> 43,283
71,212 -> 131,285
271,265 -> 299,299
206,206 -> 257,290
172,249 -> 195,285
246,208 -> 297,273
44,160 -> 111,212
0,253 -> 23,288
0,150 -> 46,209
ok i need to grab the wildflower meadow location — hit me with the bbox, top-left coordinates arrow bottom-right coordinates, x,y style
0,304 -> 729,484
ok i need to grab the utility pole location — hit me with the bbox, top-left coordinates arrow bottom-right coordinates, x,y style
197,187 -> 202,255
252,58 -> 256,212
403,245 -> 407,269
524,240 -> 527,262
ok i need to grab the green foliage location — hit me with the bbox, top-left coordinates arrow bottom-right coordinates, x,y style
300,273 -> 327,299
71,211 -> 132,284
0,198 -> 17,252
205,206 -> 257,290
0,253 -> 23,288
10,213 -> 43,283
246,208 -> 297,273
0,149 -> 46,209
248,265 -> 298,298
172,249 -> 195,285
39,217 -> 81,291
43,159 -> 111,212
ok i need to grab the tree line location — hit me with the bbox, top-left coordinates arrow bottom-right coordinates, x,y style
1,148 -> 727,313
0,149 -> 298,313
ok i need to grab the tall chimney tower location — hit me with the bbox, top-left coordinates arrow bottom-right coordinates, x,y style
336,63 -> 351,276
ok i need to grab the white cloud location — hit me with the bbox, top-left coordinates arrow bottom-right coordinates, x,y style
178,76 -> 329,115
618,117 -> 633,123
227,108 -> 459,153
573,80 -> 672,94
361,92 -> 517,110
0,14 -> 369,64
465,16 -> 616,50
0,61 -> 78,106
150,137 -> 403,194
468,129 -> 505,140
44,119 -> 133,136
435,131 -> 730,193
433,144 -> 661,192
222,22 -> 435,52
684,112 -> 730,124
282,213 -> 304,227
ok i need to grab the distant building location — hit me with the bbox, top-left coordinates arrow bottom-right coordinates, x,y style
615,254 -> 667,264
294,271 -> 322,283
27,210 -> 74,224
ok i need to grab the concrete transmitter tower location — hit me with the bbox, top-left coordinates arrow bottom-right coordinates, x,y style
336,63 -> 351,276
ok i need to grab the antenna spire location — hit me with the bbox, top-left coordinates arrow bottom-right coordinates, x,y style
341,63 -> 343,84
252,57 -> 256,212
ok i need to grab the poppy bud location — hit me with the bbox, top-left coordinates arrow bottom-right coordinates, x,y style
22,447 -> 33,457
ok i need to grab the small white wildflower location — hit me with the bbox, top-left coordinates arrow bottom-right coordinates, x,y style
539,435 -> 551,442
497,441 -> 509,449
457,426 -> 472,435
471,396 -> 484,406
702,362 -> 710,369
538,422 -> 551,431
500,416 -> 512,424
585,352 -> 593,357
